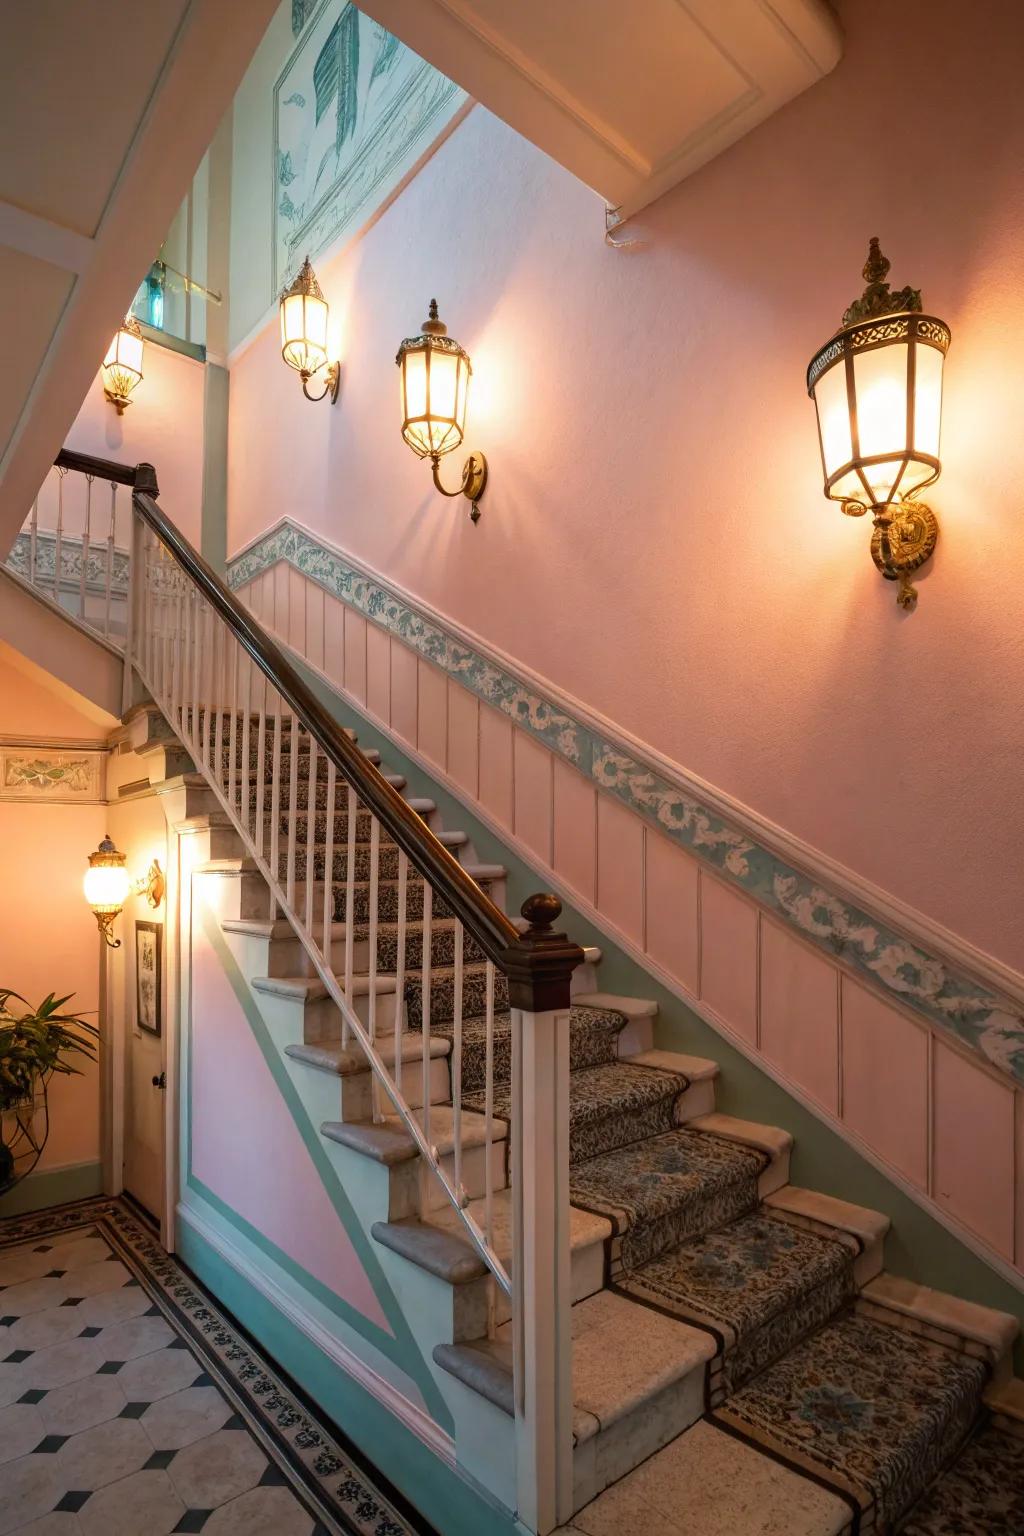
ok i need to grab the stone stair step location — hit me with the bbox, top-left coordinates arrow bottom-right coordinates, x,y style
900,1421 -> 1024,1534
559,1418 -> 853,1536
763,1185 -> 889,1286
291,864 -> 503,923
404,962 -> 509,1028
259,797 -> 436,846
435,1289 -> 716,1511
685,1112 -> 792,1197
857,1272 -> 1018,1381
473,1060 -> 692,1166
420,1004 -> 628,1098
372,1192 -> 610,1314
276,830 -> 467,884
615,1207 -> 857,1403
286,1033 -> 451,1117
712,1310 -> 989,1532
570,1123 -> 772,1276
321,1104 -> 508,1209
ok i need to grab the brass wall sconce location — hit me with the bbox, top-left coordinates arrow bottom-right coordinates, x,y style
807,238 -> 950,609
396,299 -> 487,522
101,314 -> 145,414
279,256 -> 340,404
84,836 -> 164,949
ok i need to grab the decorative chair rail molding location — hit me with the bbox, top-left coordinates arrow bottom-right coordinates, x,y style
228,517 -> 1024,1088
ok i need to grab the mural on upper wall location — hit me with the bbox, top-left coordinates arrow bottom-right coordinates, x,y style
273,0 -> 467,293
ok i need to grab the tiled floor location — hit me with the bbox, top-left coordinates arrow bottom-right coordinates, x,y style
0,1201 -> 425,1536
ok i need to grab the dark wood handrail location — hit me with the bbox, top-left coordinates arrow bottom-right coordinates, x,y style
53,449 -> 582,1008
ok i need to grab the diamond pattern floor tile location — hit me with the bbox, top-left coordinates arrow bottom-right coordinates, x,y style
0,1201 -> 426,1535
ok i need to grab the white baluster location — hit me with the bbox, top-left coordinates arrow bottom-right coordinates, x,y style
342,784 -> 357,1048
227,645 -> 240,814
304,738 -> 317,934
79,475 -> 92,624
485,960 -> 496,1338
452,920 -> 464,1204
53,468 -> 65,607
322,759 -> 336,974
104,483 -> 116,641
286,712 -> 299,909
367,818 -> 381,1123
420,879 -> 433,1214
28,496 -> 38,591
395,849 -> 408,1104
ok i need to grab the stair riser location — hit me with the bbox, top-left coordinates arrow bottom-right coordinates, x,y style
405,969 -> 510,1030
573,1369 -> 707,1515
390,1141 -> 509,1220
323,880 -> 480,925
194,867 -> 269,924
332,1055 -> 452,1122
375,1248 -> 494,1347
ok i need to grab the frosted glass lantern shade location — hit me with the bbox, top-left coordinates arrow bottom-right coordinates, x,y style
807,313 -> 950,510
101,316 -> 144,412
84,837 -> 129,916
281,289 -> 329,377
397,339 -> 471,459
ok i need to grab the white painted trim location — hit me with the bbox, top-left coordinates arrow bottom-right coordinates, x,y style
0,199 -> 94,275
236,516 -> 1024,1013
0,734 -> 109,751
176,1200 -> 458,1468
267,619 -> 1024,1296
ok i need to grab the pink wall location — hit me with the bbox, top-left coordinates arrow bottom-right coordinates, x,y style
67,341 -> 205,545
0,648 -> 108,1179
227,0 -> 1024,976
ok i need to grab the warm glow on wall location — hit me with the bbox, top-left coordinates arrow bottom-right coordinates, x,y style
101,315 -> 145,415
807,238 -> 950,609
279,256 -> 340,404
396,299 -> 488,522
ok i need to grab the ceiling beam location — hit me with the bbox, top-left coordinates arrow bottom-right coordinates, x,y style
0,201 -> 95,276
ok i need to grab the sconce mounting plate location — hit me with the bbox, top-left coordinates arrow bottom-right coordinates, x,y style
870,501 -> 938,610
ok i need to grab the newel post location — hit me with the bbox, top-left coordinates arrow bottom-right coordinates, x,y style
502,893 -> 583,1534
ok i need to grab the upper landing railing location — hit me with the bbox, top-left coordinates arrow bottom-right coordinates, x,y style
8,448 -> 579,1534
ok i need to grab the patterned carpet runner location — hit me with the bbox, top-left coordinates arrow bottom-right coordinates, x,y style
900,1422 -> 1024,1534
569,1127 -> 766,1273
616,1210 -> 855,1401
712,1311 -> 988,1532
251,729 -> 1012,1533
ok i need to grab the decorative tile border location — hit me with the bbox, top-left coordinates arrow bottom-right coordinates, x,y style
228,521 -> 1024,1088
0,1198 -> 429,1536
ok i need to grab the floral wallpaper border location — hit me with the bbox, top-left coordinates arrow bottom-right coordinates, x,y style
228,522 -> 1024,1088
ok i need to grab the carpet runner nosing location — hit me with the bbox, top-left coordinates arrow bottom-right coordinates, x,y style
713,1311 -> 988,1531
470,1060 -> 692,1165
419,1003 -> 627,1097
569,1127 -> 768,1275
898,1422 -> 1024,1534
615,1209 -> 857,1399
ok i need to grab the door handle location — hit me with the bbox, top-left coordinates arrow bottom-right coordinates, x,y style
151,1072 -> 166,1090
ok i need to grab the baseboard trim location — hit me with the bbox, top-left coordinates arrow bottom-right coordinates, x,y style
176,1199 -> 457,1469
0,1159 -> 104,1218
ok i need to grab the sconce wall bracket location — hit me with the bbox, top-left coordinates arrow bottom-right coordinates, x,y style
301,361 -> 340,405
869,501 -> 938,610
430,451 -> 487,522
138,860 -> 165,908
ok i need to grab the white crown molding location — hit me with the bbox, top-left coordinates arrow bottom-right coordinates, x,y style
176,1199 -> 457,1469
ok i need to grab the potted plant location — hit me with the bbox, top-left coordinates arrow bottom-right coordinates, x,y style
0,990 -> 99,1194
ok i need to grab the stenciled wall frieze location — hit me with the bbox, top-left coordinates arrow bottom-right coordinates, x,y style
0,743 -> 105,803
228,519 -> 1024,1088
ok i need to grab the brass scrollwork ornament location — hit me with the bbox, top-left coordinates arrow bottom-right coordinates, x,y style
870,502 -> 939,610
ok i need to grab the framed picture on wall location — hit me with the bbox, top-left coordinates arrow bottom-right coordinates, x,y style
135,921 -> 163,1037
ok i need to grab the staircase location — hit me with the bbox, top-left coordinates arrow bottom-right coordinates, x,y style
179,715 -> 1023,1535
18,452 -> 1024,1534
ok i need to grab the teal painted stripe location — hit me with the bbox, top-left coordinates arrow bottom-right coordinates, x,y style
0,1161 -> 104,1218
227,521 -> 1024,1089
192,897 -> 454,1433
178,1215 -> 519,1536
